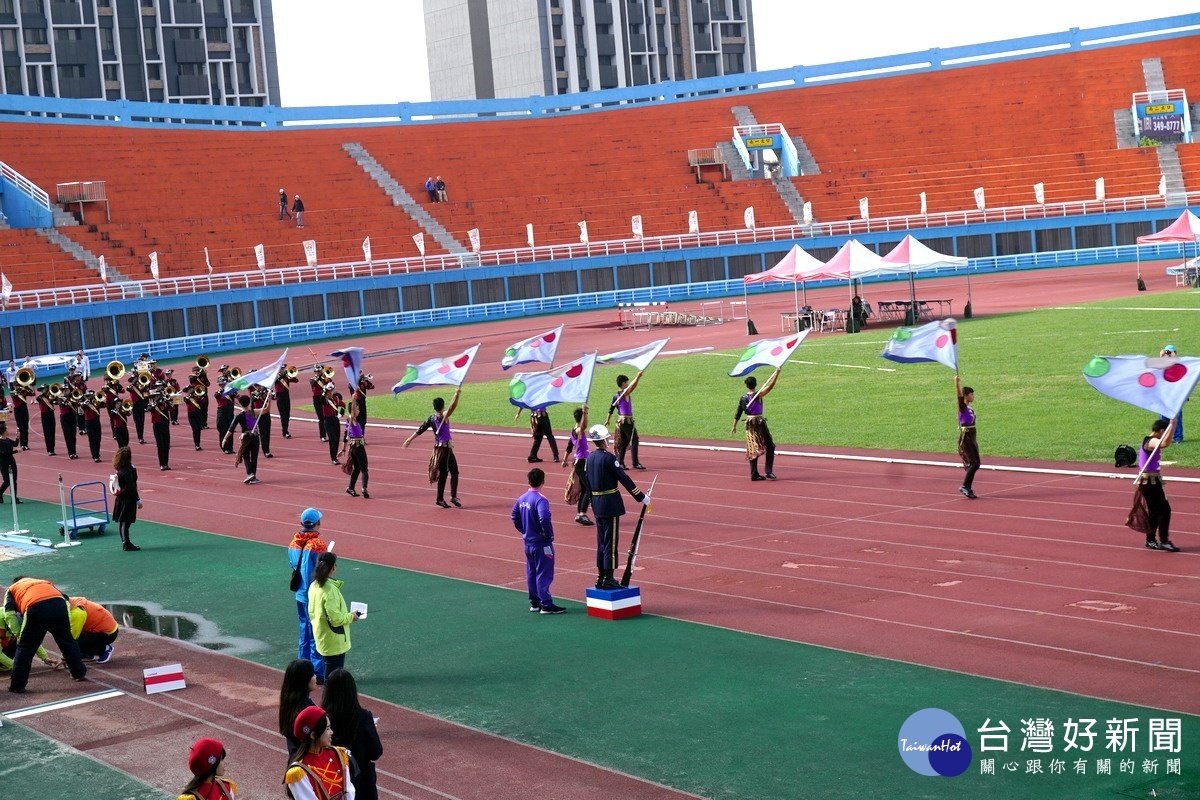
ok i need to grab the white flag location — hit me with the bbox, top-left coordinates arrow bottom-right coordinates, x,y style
1,272 -> 12,304
858,198 -> 869,220
99,255 -> 108,283
578,221 -> 588,244
688,210 -> 699,234
1034,182 -> 1045,205
744,206 -> 755,230
526,223 -> 535,249
303,239 -> 318,268
362,236 -> 372,264
468,228 -> 481,252
919,192 -> 927,215
1159,175 -> 1167,197
149,251 -> 159,281
597,338 -> 669,372
802,201 -> 813,225
1095,177 -> 1105,201
254,244 -> 265,271
973,187 -> 986,210
413,232 -> 425,256
204,246 -> 213,275
631,215 -> 643,239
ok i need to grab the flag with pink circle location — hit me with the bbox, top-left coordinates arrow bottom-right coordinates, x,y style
501,325 -> 564,370
392,345 -> 480,394
728,331 -> 809,378
881,319 -> 958,370
1083,354 -> 1200,418
509,353 -> 596,410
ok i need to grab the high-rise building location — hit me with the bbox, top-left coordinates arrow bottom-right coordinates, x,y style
0,0 -> 280,106
425,0 -> 755,101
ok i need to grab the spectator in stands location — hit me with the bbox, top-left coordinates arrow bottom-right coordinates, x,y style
425,176 -> 437,203
435,176 -> 448,202
279,188 -> 292,220
293,195 -> 305,228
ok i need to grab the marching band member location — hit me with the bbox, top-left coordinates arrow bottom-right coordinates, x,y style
251,386 -> 274,458
311,367 -> 328,442
404,388 -> 462,508
319,383 -> 342,464
0,372 -> 7,411
129,373 -> 149,444
179,737 -> 238,800
352,372 -> 374,428
606,371 -> 646,470
190,361 -> 211,429
732,369 -> 780,482
10,380 -> 30,450
56,387 -> 79,459
83,390 -> 104,462
165,369 -> 182,425
68,367 -> 88,436
341,398 -> 369,498
35,384 -> 57,456
150,386 -> 173,470
215,366 -> 235,454
110,393 -> 131,450
275,365 -> 298,439
185,378 -> 207,451
223,394 -> 262,484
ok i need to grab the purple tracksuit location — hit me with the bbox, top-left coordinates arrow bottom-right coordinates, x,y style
512,487 -> 556,607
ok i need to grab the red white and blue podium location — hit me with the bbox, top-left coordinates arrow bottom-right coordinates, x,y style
585,585 -> 642,620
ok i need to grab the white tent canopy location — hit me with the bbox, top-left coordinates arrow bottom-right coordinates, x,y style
881,235 -> 967,271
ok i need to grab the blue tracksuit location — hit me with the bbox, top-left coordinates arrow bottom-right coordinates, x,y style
512,488 -> 556,606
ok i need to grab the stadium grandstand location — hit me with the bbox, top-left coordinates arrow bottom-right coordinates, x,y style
0,12 -> 1196,363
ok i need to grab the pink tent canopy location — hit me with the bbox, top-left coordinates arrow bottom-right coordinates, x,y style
742,244 -> 826,284
1137,210 -> 1200,244
813,239 -> 906,280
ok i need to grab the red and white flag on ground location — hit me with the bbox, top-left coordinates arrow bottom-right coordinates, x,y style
144,663 -> 186,694
149,251 -> 159,281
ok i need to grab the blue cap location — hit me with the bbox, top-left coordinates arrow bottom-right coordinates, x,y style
1163,344 -> 1177,353
300,508 -> 322,528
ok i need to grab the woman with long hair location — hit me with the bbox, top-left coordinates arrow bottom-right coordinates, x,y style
341,399 -> 369,498
284,706 -> 356,800
111,446 -> 141,551
322,669 -> 382,800
308,552 -> 362,675
277,658 -> 317,757
178,737 -> 238,799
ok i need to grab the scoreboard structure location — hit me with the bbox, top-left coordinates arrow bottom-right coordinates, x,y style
1132,89 -> 1192,144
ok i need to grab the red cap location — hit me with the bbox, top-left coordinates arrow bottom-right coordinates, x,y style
188,737 -> 224,776
293,705 -> 326,740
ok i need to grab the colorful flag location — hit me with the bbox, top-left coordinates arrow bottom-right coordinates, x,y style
502,325 -> 563,370
204,246 -> 213,275
362,236 -> 372,264
468,228 -> 480,252
1,272 -> 11,304
578,221 -> 589,244
688,210 -> 699,234
598,338 -> 669,372
631,215 -> 643,239
509,353 -> 596,410
254,244 -> 265,271
329,347 -> 364,387
881,319 -> 958,370
413,232 -> 426,256
744,206 -> 755,230
392,345 -> 480,394
1083,354 -> 1200,419
98,255 -> 108,283
303,239 -> 317,268
728,332 -> 808,378
149,251 -> 159,281
222,349 -> 288,396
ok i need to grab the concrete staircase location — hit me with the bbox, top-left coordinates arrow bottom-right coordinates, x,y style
38,227 -> 131,285
1157,144 -> 1188,206
715,141 -> 753,181
730,105 -> 809,226
342,142 -> 466,255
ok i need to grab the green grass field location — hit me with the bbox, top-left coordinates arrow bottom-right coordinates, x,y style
348,291 -> 1198,467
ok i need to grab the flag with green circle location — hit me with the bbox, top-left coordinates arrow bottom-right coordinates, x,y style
881,319 -> 957,370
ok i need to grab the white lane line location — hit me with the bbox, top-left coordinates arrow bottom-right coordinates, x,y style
4,689 -> 124,719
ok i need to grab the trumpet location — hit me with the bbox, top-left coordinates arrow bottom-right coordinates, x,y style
106,360 -> 125,381
15,366 -> 35,387
196,354 -> 210,371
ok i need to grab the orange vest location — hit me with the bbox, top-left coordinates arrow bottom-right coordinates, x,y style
70,597 -> 119,635
8,578 -> 63,611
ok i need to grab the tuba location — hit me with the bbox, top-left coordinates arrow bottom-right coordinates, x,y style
16,366 -> 35,387
106,360 -> 125,381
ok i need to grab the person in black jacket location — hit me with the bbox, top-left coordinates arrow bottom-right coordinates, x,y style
584,424 -> 648,589
322,668 -> 383,800
111,446 -> 141,551
293,194 -> 305,228
0,422 -> 20,504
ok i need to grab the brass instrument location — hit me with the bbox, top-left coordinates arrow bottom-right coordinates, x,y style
320,365 -> 335,380
228,367 -> 243,381
284,365 -> 299,380
196,354 -> 210,370
70,388 -> 85,402
106,360 -> 125,381
48,383 -> 62,398
136,374 -> 152,389
192,384 -> 206,397
15,366 -> 35,387
118,399 -> 133,415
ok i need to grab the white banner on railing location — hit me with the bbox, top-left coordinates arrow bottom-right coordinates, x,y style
1159,175 -> 1167,196
1095,177 -> 1105,202
578,221 -> 588,244
744,206 -> 755,230
858,198 -> 869,220
1,272 -> 11,304
688,210 -> 699,234
468,228 -> 480,252
1034,182 -> 1045,205
99,255 -> 107,283
204,246 -> 213,275
303,239 -> 318,268
919,192 -> 927,216
631,215 -> 643,239
149,251 -> 159,281
362,236 -> 372,265
254,244 -> 265,271
413,232 -> 426,255
526,223 -> 535,249
802,201 -> 812,226
974,187 -> 986,210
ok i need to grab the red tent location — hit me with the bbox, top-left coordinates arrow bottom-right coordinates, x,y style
1135,209 -> 1200,288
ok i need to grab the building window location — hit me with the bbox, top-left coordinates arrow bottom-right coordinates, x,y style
22,27 -> 47,44
57,64 -> 84,80
4,65 -> 21,93
206,26 -> 227,43
177,26 -> 200,38
230,0 -> 253,14
147,62 -> 160,80
722,51 -> 743,73
1,28 -> 16,53
20,0 -> 43,14
203,0 -> 222,13
99,26 -> 114,52
178,62 -> 203,75
0,0 -> 13,14
54,28 -> 83,42
103,63 -> 118,81
143,26 -> 156,52
232,25 -> 246,49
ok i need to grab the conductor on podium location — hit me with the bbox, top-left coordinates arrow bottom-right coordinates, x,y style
584,424 -> 647,590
